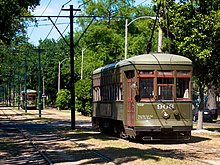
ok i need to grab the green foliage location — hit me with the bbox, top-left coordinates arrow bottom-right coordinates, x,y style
55,89 -> 71,110
1,1 -> 159,116
0,0 -> 40,45
75,78 -> 92,116
159,0 -> 220,89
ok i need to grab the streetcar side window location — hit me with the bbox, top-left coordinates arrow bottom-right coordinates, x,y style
93,76 -> 101,101
176,78 -> 190,98
138,70 -> 154,100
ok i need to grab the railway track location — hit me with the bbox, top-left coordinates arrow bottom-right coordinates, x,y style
1,106 -> 220,165
0,107 -> 119,165
0,107 -> 52,164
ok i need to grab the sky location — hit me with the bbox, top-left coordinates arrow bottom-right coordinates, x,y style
27,0 -> 152,46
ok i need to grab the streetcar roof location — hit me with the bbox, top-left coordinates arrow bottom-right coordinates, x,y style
93,53 -> 192,74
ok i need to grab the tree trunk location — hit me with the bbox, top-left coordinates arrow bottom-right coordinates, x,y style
197,83 -> 204,130
207,81 -> 217,120
207,81 -> 217,110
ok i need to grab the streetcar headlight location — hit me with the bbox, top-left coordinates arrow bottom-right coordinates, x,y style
161,110 -> 170,119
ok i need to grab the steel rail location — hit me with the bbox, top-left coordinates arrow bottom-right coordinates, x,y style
0,108 -> 53,165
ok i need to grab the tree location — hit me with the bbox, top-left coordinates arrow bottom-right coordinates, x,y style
75,78 -> 92,116
156,0 -> 220,129
55,89 -> 71,110
0,0 -> 40,45
70,0 -> 157,115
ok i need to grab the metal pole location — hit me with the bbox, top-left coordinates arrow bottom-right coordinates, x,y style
58,58 -> 70,93
70,5 -> 75,129
38,46 -> 42,117
18,70 -> 20,110
62,5 -> 80,129
125,16 -> 159,57
81,43 -> 101,79
157,26 -> 162,52
125,19 -> 128,59
157,17 -> 162,53
24,58 -> 27,113
81,48 -> 84,79
58,61 -> 61,93
57,61 -> 61,111
42,76 -> 45,109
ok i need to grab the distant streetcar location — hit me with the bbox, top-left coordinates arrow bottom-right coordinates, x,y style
92,53 -> 193,141
21,89 -> 37,109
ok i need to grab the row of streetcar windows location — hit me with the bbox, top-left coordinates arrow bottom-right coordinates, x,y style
93,70 -> 191,101
93,73 -> 123,101
93,84 -> 123,101
139,70 -> 190,100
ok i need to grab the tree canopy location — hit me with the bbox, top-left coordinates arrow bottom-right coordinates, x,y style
158,0 -> 220,86
1,0 -> 220,118
0,0 -> 40,45
155,0 -> 220,128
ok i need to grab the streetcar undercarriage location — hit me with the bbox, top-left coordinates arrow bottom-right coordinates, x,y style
92,117 -> 191,141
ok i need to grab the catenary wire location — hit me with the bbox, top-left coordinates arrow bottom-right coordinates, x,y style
29,0 -> 53,38
56,0 -> 149,42
56,0 -> 92,41
136,0 -> 150,6
28,22 -> 70,27
44,0 -> 73,40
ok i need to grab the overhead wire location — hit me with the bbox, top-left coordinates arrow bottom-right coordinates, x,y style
29,0 -> 53,38
146,0 -> 161,53
136,0 -> 151,6
56,0 -> 92,41
44,0 -> 73,40
28,22 -> 70,27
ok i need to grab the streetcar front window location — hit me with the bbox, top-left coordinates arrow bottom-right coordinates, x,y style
158,86 -> 173,100
157,72 -> 174,100
138,70 -> 191,101
139,78 -> 154,99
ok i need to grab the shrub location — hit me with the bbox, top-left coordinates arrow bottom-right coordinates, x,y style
55,89 -> 71,110
75,78 -> 92,116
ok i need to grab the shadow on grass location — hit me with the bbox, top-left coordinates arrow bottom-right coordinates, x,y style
0,119 -> 212,165
0,107 -> 215,164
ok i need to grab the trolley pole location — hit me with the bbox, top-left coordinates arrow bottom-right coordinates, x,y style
62,5 -> 81,130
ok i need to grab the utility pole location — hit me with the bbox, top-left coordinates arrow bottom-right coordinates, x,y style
38,46 -> 42,117
22,6 -> 98,129
24,58 -> 27,113
17,70 -> 21,110
62,5 -> 81,130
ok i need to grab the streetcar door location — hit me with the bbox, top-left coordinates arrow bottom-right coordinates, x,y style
125,71 -> 135,126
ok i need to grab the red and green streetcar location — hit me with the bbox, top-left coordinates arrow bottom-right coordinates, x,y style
21,89 -> 37,109
92,53 -> 193,141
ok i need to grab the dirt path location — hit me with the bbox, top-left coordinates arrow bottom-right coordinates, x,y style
1,106 -> 220,165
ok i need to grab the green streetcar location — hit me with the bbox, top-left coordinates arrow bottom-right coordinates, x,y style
92,53 -> 193,141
